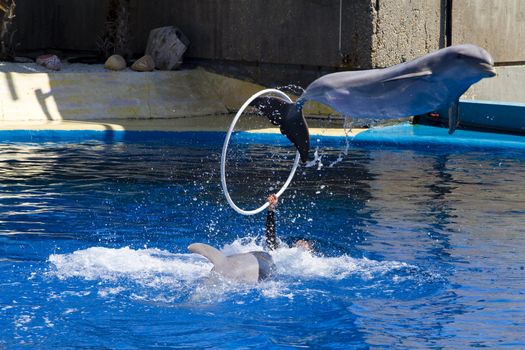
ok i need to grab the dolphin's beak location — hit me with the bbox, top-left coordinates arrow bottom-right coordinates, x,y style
479,62 -> 497,77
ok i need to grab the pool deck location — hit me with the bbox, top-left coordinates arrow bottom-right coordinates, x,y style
2,117 -> 525,153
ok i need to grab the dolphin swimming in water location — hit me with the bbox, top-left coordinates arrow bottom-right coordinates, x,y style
188,243 -> 275,282
252,44 -> 496,162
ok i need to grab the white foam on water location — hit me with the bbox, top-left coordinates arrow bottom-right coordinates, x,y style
222,236 -> 410,280
48,239 -> 413,303
97,286 -> 125,298
43,316 -> 54,328
49,246 -> 211,285
14,314 -> 33,329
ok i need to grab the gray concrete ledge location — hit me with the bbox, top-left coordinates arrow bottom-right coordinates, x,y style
0,63 -> 334,123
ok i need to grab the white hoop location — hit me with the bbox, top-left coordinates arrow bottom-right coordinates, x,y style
221,89 -> 301,215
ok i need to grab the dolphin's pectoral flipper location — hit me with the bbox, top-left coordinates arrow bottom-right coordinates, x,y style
250,96 -> 311,162
447,100 -> 460,134
381,70 -> 433,82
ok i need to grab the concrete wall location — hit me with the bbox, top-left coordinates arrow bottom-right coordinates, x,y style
463,66 -> 525,103
371,0 -> 445,67
13,0 -> 374,68
452,0 -> 525,63
12,0 -> 525,66
9,0 -> 525,86
14,0 -> 108,52
132,0 -> 374,69
452,1 -> 525,103
13,0 -> 447,70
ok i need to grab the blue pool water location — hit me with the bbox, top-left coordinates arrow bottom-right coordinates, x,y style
1,128 -> 524,349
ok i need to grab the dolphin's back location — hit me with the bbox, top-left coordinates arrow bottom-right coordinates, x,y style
212,252 -> 261,282
250,251 -> 276,281
302,67 -> 454,119
299,46 -> 486,119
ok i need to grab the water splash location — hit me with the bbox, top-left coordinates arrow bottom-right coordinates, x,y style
329,119 -> 354,168
47,238 -> 424,304
305,147 -> 323,170
48,246 -> 210,284
276,84 -> 306,96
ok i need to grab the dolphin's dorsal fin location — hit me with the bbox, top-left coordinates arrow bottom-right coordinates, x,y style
382,70 -> 432,82
188,243 -> 225,265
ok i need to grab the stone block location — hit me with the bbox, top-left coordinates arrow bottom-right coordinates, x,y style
145,26 -> 190,70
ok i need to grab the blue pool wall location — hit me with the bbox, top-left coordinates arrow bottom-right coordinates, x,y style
1,124 -> 525,154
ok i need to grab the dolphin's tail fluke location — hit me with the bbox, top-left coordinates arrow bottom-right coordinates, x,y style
250,96 -> 290,126
250,96 -> 310,162
188,243 -> 225,266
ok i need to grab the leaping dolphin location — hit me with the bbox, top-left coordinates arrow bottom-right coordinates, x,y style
188,243 -> 275,283
252,44 -> 496,162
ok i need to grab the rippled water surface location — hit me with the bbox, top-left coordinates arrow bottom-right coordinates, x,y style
1,131 -> 524,349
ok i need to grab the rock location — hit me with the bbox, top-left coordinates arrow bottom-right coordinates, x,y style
131,55 -> 155,72
36,54 -> 61,71
104,54 -> 127,70
145,26 -> 189,70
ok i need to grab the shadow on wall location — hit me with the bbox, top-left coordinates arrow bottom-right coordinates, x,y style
35,88 -> 54,121
0,68 -> 131,140
0,65 -> 282,139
